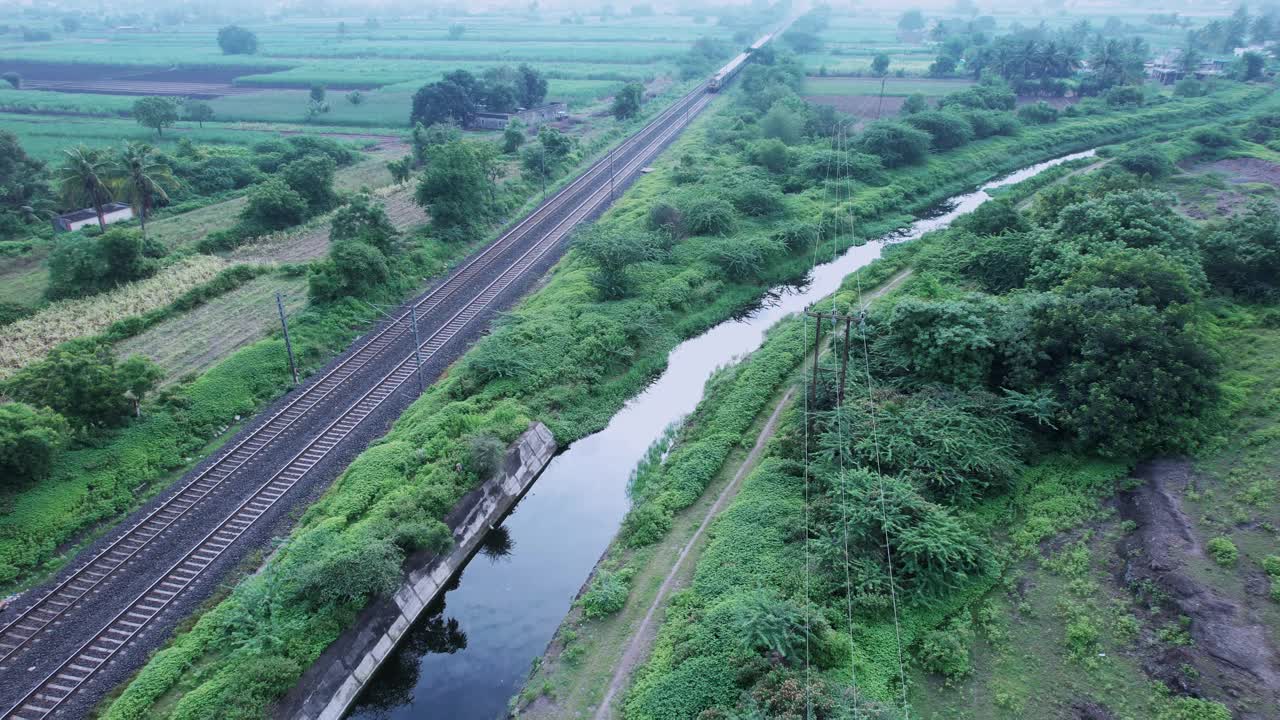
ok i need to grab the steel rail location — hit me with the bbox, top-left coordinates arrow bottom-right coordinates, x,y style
0,80 -> 709,669
2,88 -> 714,720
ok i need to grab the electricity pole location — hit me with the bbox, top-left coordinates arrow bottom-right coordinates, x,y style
364,300 -> 425,395
875,76 -> 888,119
277,292 -> 299,386
804,308 -> 855,410
609,147 -> 615,199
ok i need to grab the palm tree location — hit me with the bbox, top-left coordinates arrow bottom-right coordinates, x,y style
55,145 -> 113,231
111,141 -> 177,239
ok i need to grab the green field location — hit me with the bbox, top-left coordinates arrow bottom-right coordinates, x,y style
803,76 -> 975,97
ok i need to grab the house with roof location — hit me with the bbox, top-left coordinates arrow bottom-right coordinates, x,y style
53,202 -> 133,232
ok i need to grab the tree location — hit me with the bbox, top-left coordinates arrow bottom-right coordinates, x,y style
309,84 -> 327,105
110,142 -> 176,240
415,142 -> 493,240
574,226 -> 661,299
613,81 -> 644,120
760,101 -> 805,145
3,344 -> 163,428
241,177 -> 308,231
281,154 -> 337,211
410,122 -> 462,166
346,90 -> 364,105
330,193 -> 397,254
0,403 -> 68,486
1236,51 -> 1266,81
1201,201 -> 1280,298
308,241 -> 390,301
0,130 -> 48,239
904,110 -> 974,149
871,53 -> 891,76
46,227 -> 164,299
901,93 -> 928,115
503,119 -> 526,154
61,17 -> 80,33
447,23 -> 466,40
132,97 -> 178,136
55,145 -> 113,230
217,25 -> 258,55
857,121 -> 931,168
1,71 -> 19,89
386,156 -> 413,185
515,64 -> 548,107
899,9 -> 926,32
411,76 -> 478,127
183,99 -> 214,128
928,54 -> 958,76
304,86 -> 330,121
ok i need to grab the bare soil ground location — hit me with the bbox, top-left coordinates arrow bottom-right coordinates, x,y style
114,274 -> 308,382
1118,459 -> 1280,720
1174,157 -> 1280,220
805,94 -> 906,121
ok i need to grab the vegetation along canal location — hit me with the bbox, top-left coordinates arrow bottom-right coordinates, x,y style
346,149 -> 1098,720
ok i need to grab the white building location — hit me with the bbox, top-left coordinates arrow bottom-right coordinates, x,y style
53,202 -> 134,232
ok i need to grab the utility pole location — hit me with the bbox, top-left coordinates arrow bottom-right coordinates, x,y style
609,147 -> 615,199
805,308 -> 856,410
409,304 -> 425,393
277,292 -> 299,386
540,145 -> 547,200
364,300 -> 425,395
875,76 -> 887,119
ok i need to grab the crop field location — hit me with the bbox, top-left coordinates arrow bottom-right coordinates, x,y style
114,273 -> 308,382
0,255 -> 228,379
803,76 -> 975,96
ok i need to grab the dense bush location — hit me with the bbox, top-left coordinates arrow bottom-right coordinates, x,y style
307,241 -> 390,302
904,110 -> 975,150
1116,145 -> 1173,178
857,120 -> 931,168
680,195 -> 737,236
1017,101 -> 1060,125
1190,126 -> 1235,148
240,177 -> 308,231
3,342 -> 162,428
46,228 -> 165,300
0,402 -> 68,486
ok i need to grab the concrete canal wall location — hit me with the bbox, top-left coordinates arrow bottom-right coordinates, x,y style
278,422 -> 557,720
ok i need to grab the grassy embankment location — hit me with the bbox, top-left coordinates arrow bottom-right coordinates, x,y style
97,75 -> 1275,720
620,99 -> 1280,720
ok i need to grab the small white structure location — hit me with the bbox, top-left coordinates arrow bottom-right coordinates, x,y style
53,202 -> 133,232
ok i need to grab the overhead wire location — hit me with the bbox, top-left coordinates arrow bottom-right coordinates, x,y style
843,125 -> 911,718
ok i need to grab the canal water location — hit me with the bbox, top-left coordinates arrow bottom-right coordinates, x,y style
347,149 -> 1096,720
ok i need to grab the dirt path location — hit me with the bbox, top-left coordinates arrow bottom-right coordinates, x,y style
590,267 -> 913,719
1016,158 -> 1110,210
593,384 -> 797,719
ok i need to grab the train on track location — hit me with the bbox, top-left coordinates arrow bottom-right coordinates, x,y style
707,24 -> 787,92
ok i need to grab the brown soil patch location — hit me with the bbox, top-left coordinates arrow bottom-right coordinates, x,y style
1195,157 -> 1280,185
805,94 -> 905,120
1118,459 -> 1280,720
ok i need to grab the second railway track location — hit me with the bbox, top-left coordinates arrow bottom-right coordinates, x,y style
1,82 -> 716,720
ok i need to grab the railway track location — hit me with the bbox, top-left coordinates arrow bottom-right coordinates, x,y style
1,82 -> 715,720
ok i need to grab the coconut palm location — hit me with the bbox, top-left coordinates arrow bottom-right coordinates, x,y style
111,141 -> 177,239
55,145 -> 113,230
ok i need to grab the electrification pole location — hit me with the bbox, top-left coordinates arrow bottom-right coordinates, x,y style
277,292 -> 299,386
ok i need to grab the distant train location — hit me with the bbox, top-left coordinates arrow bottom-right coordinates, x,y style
707,30 -> 778,92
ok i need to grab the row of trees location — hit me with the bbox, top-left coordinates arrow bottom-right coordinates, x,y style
410,65 -> 549,127
54,142 -> 177,238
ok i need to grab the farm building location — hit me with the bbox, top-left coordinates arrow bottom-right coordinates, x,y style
470,102 -> 568,130
53,202 -> 133,232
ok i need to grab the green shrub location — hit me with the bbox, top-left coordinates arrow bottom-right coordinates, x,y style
1018,101 -> 1060,125
1116,145 -> 1173,178
680,195 -> 737,236
1190,126 -> 1235,148
579,567 -> 634,618
918,617 -> 974,681
1261,555 -> 1280,578
1207,536 -> 1238,566
1157,697 -> 1232,720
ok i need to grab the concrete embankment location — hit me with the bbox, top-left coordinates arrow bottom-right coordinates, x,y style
278,422 -> 557,720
